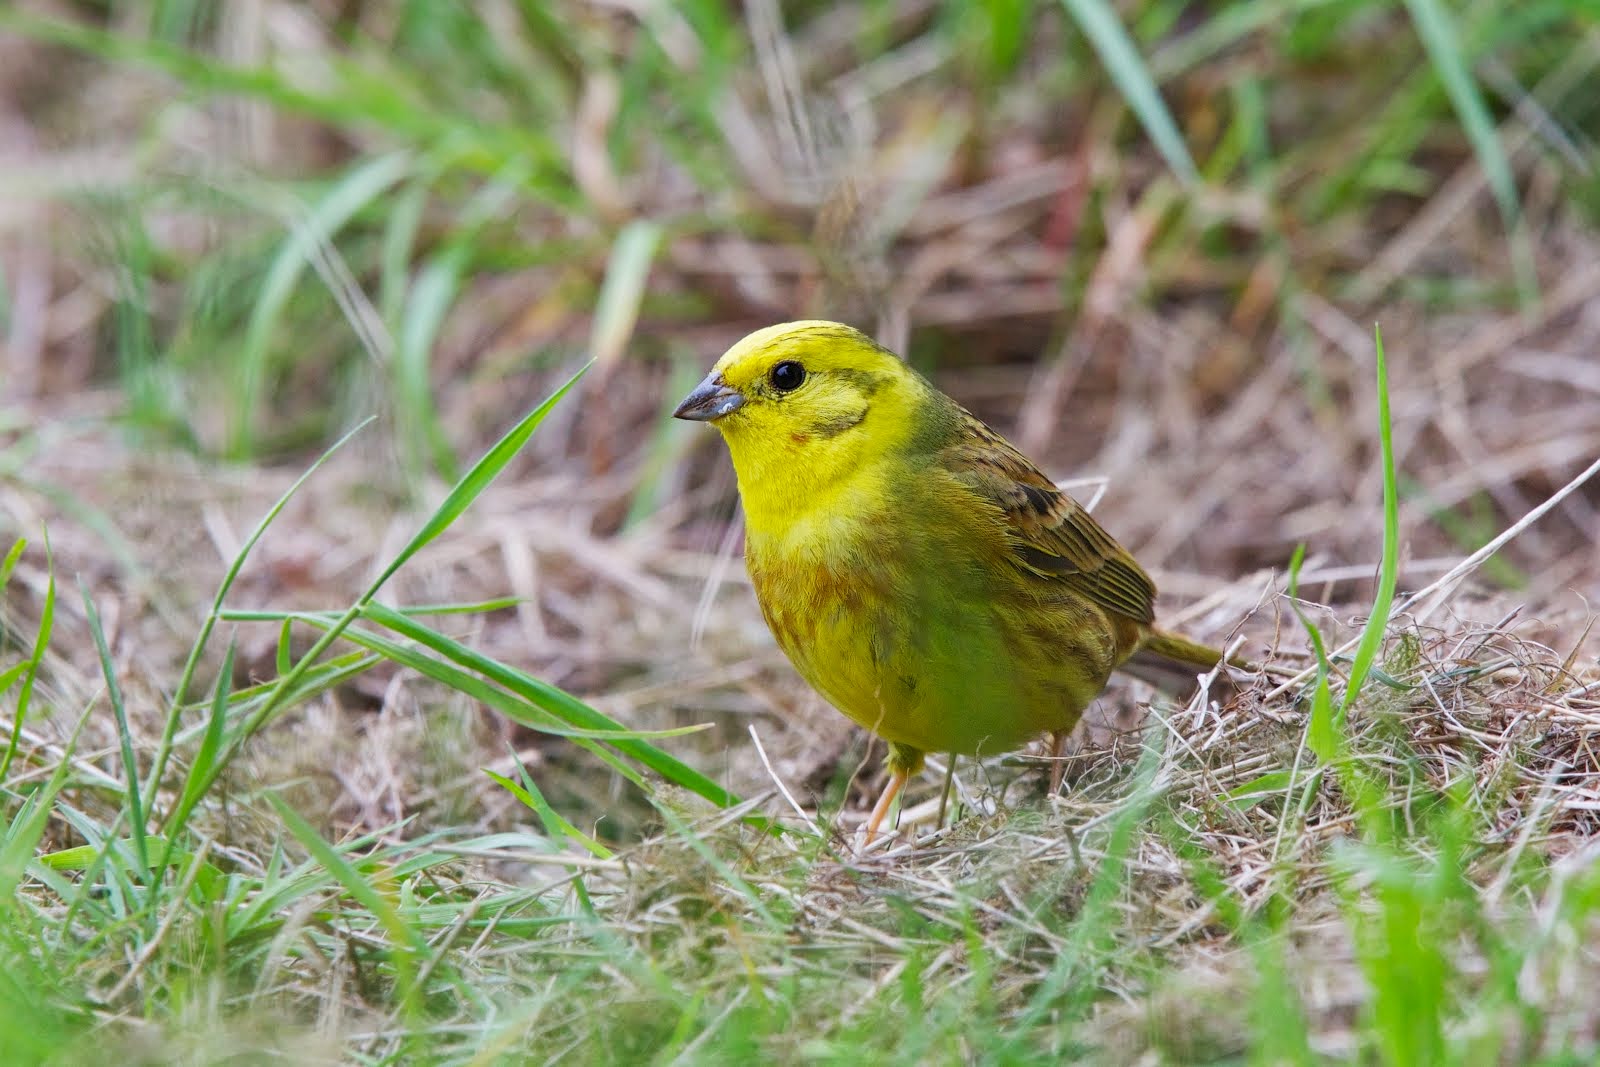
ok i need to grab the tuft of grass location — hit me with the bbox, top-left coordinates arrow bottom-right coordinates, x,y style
0,374 -> 771,1061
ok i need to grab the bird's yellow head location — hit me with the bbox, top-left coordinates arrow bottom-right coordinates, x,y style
673,321 -> 943,529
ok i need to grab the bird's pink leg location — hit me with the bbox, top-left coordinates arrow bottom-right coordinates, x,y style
864,769 -> 907,845
1048,729 -> 1069,796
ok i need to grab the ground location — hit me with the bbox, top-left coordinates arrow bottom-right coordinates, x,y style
2,2 -> 1599,1063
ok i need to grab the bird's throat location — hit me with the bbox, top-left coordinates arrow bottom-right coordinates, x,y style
725,435 -> 892,547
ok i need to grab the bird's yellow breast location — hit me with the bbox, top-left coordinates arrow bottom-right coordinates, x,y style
744,472 -> 1122,758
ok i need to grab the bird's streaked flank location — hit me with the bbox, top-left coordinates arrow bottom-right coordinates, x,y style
675,321 -> 1230,842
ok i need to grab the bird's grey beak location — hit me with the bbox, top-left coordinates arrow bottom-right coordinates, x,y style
672,373 -> 745,422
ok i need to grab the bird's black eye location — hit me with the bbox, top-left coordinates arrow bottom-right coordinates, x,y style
769,360 -> 806,393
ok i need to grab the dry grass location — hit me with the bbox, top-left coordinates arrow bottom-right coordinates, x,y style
2,1 -> 1600,1062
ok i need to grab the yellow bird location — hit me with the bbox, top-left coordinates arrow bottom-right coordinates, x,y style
674,321 -> 1229,841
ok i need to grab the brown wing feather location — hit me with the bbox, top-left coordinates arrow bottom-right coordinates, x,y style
942,410 -> 1157,625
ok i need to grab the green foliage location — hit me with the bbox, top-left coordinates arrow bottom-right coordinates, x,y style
1060,0 -> 1199,184
3,0 -> 1586,473
1259,327 -> 1589,1065
0,371 -> 769,1061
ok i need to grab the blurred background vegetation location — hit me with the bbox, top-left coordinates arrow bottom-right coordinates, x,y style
3,0 -> 1600,1062
2,0 -> 1596,587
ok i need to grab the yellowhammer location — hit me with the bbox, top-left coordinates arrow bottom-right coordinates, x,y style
674,320 -> 1232,841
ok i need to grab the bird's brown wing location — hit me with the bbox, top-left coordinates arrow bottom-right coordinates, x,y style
941,410 -> 1156,624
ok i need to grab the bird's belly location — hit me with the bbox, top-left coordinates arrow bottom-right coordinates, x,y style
748,544 -> 1115,757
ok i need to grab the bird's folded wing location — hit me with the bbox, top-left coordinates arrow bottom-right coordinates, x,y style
943,411 -> 1157,625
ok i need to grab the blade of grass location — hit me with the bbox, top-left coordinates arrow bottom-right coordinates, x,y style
1001,731 -> 1164,1043
221,597 -> 523,622
0,537 -> 53,787
380,179 -> 430,326
1270,546 -> 1326,872
1151,0 -> 1341,81
590,220 -> 663,368
649,801 -> 780,930
1400,0 -> 1534,308
369,362 -> 590,593
397,248 -> 467,482
392,156 -> 531,483
1058,0 -> 1198,184
300,611 -> 709,740
1338,326 -> 1399,726
41,797 -> 125,946
234,154 -> 414,457
164,364 -> 588,833
169,651 -> 381,751
1272,328 -> 1401,853
0,710 -> 89,903
0,543 -> 28,710
275,618 -> 293,679
226,824 -> 416,939
266,793 -> 428,1010
360,603 -> 757,817
0,12 -> 573,202
485,756 -> 613,860
156,643 -> 235,880
144,417 -> 375,817
0,538 -> 22,589
79,580 -> 148,876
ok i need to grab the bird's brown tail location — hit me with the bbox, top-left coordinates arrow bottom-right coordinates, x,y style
1119,629 -> 1241,696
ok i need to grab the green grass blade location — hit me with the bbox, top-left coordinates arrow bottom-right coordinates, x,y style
1339,326 -> 1399,723
158,643 -> 236,877
0,710 -> 88,902
220,597 -> 523,621
380,179 -> 430,326
1399,0 -> 1518,229
0,537 -> 52,786
40,796 -> 126,942
650,800 -> 780,930
145,417 -> 375,816
484,762 -> 613,860
320,613 -> 707,740
0,539 -> 23,589
0,11 -> 572,199
1247,909 -> 1318,1065
266,794 -> 429,1008
590,220 -> 662,368
1002,733 -> 1164,1042
225,828 -> 407,938
1058,0 -> 1198,184
275,618 -> 293,678
170,651 -> 379,751
170,365 -> 588,826
222,612 -> 714,834
1151,0 -> 1340,81
80,580 -> 148,875
234,152 -> 414,457
1400,0 -> 1537,310
362,602 -> 753,815
1286,544 -> 1339,764
369,361 -> 591,593
0,664 -> 26,704
397,249 -> 467,482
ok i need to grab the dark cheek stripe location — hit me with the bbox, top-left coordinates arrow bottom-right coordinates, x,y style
813,410 -> 865,438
